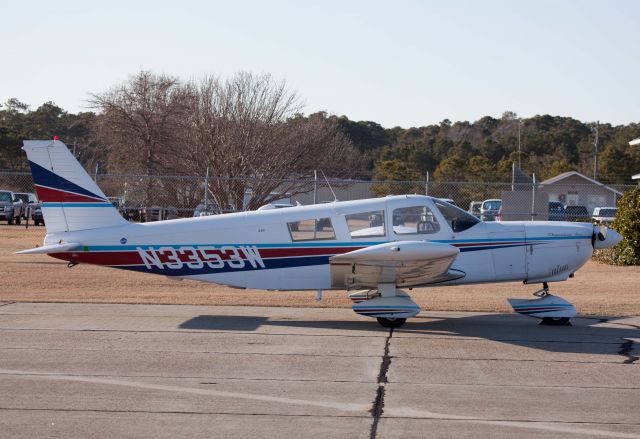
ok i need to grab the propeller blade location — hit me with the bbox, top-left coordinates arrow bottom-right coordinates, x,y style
598,225 -> 607,241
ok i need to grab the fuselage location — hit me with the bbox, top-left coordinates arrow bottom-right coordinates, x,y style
45,195 -> 598,291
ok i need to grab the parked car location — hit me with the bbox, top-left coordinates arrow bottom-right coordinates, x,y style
480,199 -> 502,221
143,206 -> 179,222
548,201 -> 566,221
256,202 -> 295,211
0,190 -> 24,224
437,198 -> 457,206
592,207 -> 617,224
31,206 -> 44,226
468,201 -> 482,218
193,202 -> 223,217
564,205 -> 590,222
14,192 -> 39,219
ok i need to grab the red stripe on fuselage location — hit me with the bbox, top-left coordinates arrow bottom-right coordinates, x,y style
35,185 -> 106,203
49,246 -> 364,266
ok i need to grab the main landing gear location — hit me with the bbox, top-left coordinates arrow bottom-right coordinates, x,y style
508,282 -> 577,326
350,284 -> 420,329
376,317 -> 407,328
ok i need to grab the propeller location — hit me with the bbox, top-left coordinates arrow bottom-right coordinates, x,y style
591,225 -> 607,248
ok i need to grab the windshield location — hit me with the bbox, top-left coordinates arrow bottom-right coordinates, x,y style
434,199 -> 480,232
0,192 -> 12,202
482,200 -> 501,211
14,194 -> 28,203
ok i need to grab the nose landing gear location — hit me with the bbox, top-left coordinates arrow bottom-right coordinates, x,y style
508,282 -> 576,326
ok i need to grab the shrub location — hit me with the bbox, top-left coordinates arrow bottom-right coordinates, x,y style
593,187 -> 640,265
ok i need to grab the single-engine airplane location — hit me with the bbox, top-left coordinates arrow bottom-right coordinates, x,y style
18,139 -> 622,328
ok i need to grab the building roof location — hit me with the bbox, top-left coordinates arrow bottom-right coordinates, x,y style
540,171 -> 622,195
629,138 -> 640,146
632,173 -> 640,180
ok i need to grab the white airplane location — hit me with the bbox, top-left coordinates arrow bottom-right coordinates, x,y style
18,139 -> 622,328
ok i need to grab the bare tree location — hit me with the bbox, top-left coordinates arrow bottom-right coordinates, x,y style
89,71 -> 357,211
184,73 -> 357,210
89,71 -> 194,176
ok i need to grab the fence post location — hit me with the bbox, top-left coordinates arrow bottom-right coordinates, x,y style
531,173 -> 536,221
313,170 -> 318,204
425,172 -> 430,196
204,167 -> 209,212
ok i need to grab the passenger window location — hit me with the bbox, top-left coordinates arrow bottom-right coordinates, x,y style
287,218 -> 336,241
393,206 -> 440,235
345,210 -> 385,238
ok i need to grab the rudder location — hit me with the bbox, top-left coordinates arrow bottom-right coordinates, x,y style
23,139 -> 127,233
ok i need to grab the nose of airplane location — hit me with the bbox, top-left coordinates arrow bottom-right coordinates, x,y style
593,227 -> 623,250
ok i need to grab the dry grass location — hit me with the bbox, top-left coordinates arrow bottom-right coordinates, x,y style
2,225 -> 639,316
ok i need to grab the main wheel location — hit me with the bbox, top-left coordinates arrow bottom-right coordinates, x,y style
377,317 -> 406,328
540,317 -> 571,326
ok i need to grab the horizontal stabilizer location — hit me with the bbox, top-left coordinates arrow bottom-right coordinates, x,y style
16,242 -> 81,255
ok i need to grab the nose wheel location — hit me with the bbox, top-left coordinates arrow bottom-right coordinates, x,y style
508,282 -> 576,325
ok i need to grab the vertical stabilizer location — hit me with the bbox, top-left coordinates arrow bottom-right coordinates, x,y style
22,139 -> 127,233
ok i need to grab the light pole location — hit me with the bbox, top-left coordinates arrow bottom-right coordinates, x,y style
593,121 -> 599,181
517,118 -> 523,169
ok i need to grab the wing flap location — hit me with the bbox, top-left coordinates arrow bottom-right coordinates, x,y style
330,241 -> 462,289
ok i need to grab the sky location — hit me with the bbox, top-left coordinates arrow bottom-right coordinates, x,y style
2,0 -> 639,127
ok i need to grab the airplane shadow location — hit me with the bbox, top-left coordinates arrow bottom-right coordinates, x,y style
178,313 -> 640,357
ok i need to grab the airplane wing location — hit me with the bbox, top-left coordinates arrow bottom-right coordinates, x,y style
329,241 -> 464,289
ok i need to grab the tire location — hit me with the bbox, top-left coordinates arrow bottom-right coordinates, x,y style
8,217 -> 14,225
540,317 -> 571,326
15,216 -> 21,225
377,317 -> 407,329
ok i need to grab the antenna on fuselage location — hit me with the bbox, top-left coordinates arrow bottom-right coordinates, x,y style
320,170 -> 338,202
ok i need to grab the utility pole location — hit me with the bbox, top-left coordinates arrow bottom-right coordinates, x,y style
593,121 -> 599,181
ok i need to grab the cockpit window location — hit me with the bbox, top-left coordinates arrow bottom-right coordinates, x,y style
392,206 -> 440,235
434,199 -> 480,232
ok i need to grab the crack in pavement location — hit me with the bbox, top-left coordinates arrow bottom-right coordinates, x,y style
618,339 -> 639,364
369,328 -> 392,439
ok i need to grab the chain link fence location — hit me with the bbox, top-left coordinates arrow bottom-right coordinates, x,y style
1,170 -> 635,223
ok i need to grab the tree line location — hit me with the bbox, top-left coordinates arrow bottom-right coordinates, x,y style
2,71 -> 640,202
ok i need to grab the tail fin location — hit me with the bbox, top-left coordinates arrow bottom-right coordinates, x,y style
22,139 -> 127,233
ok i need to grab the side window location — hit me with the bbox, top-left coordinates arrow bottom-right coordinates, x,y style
345,210 -> 385,238
393,206 -> 440,235
287,218 -> 336,241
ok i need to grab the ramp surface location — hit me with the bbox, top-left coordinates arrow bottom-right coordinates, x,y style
0,303 -> 638,438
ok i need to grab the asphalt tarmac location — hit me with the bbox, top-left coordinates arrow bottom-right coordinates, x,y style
0,302 -> 638,438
